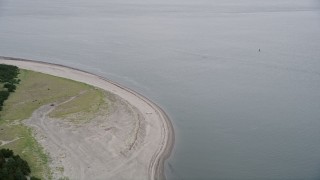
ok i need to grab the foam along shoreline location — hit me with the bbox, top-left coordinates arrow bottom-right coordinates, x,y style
0,56 -> 174,180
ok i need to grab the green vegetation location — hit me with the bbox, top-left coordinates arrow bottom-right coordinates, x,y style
0,123 -> 48,179
0,69 -> 108,179
0,64 -> 20,111
49,88 -> 108,123
0,64 -> 19,84
1,70 -> 106,121
0,148 -> 40,180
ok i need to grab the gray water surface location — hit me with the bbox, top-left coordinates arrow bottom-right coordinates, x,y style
1,0 -> 320,179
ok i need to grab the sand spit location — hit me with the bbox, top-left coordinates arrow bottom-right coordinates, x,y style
0,56 -> 174,180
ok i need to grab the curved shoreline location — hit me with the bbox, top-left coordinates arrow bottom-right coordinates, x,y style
0,56 -> 174,180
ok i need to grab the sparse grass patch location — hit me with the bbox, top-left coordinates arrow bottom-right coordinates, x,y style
0,69 -> 109,179
1,70 -> 94,121
58,177 -> 70,180
49,88 -> 107,122
0,121 -> 50,179
0,83 -> 4,91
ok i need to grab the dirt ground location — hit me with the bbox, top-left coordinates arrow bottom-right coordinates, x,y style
24,92 -> 148,179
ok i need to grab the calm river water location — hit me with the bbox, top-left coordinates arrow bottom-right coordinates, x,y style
1,0 -> 320,179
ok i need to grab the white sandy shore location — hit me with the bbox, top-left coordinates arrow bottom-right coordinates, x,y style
0,56 -> 174,180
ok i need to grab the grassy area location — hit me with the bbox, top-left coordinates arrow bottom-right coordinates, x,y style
0,124 -> 47,179
0,69 -> 108,179
49,88 -> 108,123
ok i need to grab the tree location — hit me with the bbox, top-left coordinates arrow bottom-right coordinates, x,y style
14,168 -> 26,180
0,149 -> 39,180
13,155 -> 30,175
0,149 -> 13,158
0,64 -> 20,112
4,83 -> 16,92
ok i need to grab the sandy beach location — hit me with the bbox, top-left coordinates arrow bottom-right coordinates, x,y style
0,56 -> 174,180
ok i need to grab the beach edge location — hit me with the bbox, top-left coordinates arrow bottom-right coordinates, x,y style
0,56 -> 175,180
